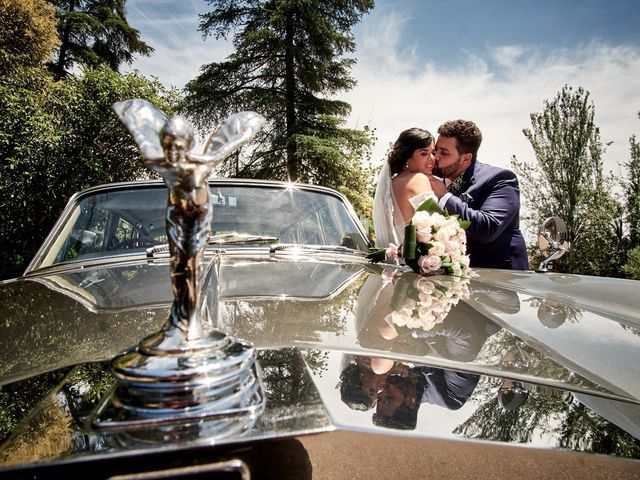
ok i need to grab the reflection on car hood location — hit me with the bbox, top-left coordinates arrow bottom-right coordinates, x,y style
1,255 -> 640,470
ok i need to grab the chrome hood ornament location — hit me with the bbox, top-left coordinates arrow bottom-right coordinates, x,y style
90,100 -> 266,439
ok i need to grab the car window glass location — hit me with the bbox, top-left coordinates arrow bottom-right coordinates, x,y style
35,184 -> 369,269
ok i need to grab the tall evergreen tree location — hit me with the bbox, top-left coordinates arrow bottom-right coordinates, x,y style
182,0 -> 374,210
511,85 -> 619,276
48,0 -> 152,79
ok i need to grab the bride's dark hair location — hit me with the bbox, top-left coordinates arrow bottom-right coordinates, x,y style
388,128 -> 434,175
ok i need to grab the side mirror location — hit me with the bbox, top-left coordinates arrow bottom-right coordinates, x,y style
537,216 -> 570,272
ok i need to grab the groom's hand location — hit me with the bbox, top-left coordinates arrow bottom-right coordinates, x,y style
428,176 -> 448,199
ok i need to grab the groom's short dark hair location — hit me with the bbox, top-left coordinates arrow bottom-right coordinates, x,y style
438,120 -> 482,162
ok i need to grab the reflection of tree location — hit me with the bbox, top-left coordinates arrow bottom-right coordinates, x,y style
254,349 -> 326,432
0,276 -> 167,384
559,403 -> 640,457
476,331 -> 603,392
454,379 -> 559,443
221,275 -> 364,347
0,396 -> 73,467
0,368 -> 70,444
301,350 -> 329,376
61,363 -> 115,453
1,363 -> 117,464
622,323 -> 640,338
454,378 -> 640,457
257,349 -> 319,408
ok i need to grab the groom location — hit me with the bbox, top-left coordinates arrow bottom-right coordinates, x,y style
429,119 -> 528,270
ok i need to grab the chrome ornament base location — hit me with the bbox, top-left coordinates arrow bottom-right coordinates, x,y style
90,328 -> 265,440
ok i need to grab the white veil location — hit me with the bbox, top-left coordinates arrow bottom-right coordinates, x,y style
372,161 -> 400,248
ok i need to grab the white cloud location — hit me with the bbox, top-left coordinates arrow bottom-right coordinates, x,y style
124,1 -> 234,89
345,14 -> 640,182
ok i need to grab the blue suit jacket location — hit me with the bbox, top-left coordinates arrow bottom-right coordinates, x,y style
443,161 -> 529,270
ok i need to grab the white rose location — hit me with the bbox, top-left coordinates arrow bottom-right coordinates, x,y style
412,211 -> 431,226
430,213 -> 446,229
415,223 -> 432,243
428,241 -> 445,256
390,310 -> 412,327
445,239 -> 461,254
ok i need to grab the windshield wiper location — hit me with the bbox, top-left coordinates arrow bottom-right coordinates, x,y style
208,233 -> 279,245
269,244 -> 366,256
145,233 -> 279,258
146,235 -> 364,259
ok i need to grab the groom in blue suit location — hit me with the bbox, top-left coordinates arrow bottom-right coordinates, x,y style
430,120 -> 529,270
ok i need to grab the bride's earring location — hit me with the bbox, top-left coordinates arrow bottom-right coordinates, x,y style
404,162 -> 410,171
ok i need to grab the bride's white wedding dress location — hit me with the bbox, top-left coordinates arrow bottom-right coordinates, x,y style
372,162 -> 437,247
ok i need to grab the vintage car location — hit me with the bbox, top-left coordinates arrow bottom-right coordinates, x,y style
0,176 -> 639,479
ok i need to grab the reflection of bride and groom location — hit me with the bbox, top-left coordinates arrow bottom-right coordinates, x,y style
339,355 -> 480,431
372,119 -> 529,270
340,281 -> 529,430
354,270 -> 503,363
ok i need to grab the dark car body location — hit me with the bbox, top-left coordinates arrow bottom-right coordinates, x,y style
1,180 -> 639,479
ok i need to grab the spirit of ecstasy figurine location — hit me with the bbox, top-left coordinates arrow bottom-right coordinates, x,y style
113,100 -> 265,340
90,101 -> 266,436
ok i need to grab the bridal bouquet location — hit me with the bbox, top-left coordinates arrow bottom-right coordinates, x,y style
386,274 -> 471,332
368,198 -> 471,276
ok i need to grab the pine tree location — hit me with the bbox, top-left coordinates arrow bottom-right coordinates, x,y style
182,0 -> 374,206
48,0 -> 152,79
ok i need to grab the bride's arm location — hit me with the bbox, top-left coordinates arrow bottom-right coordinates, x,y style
405,174 -> 436,211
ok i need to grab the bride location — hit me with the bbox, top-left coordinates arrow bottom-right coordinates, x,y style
372,128 -> 438,247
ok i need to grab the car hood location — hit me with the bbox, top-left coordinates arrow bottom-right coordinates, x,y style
1,254 -> 640,469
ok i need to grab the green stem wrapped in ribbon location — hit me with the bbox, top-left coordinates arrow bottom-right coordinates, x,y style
403,220 -> 418,272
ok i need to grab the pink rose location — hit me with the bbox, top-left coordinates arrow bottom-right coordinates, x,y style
385,243 -> 400,263
418,254 -> 442,272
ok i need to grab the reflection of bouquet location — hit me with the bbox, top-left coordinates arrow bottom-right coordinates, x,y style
368,198 -> 471,276
387,275 -> 471,332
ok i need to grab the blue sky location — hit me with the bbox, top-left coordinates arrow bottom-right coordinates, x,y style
124,0 -> 640,181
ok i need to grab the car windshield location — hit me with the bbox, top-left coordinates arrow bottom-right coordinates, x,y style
33,183 -> 370,269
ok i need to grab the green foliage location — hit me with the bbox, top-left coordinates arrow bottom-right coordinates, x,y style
622,113 -> 640,250
0,65 -> 178,279
0,0 -> 60,74
47,0 -> 153,79
622,247 -> 640,280
183,0 -> 375,215
511,85 -> 620,276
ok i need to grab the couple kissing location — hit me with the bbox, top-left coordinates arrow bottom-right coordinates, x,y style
372,119 -> 528,271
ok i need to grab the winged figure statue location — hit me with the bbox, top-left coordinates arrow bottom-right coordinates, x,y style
113,99 -> 265,339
